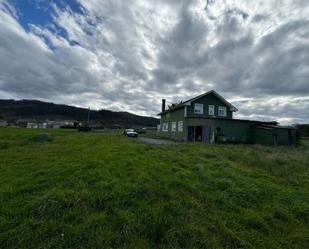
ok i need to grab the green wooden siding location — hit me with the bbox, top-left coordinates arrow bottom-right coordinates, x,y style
159,108 -> 187,140
186,94 -> 233,119
183,118 -> 252,143
212,119 -> 251,143
251,127 -> 295,145
157,91 -> 298,145
158,115 -> 298,145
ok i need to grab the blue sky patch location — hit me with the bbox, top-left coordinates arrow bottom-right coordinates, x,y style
9,0 -> 83,48
10,0 -> 82,31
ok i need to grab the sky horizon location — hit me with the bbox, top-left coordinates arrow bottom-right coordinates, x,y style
0,0 -> 309,124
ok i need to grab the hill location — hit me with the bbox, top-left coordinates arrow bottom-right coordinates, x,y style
0,128 -> 308,249
0,99 -> 159,127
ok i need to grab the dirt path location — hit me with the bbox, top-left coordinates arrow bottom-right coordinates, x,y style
137,137 -> 175,145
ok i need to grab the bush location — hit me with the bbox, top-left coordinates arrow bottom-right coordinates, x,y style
30,133 -> 53,142
78,126 -> 91,132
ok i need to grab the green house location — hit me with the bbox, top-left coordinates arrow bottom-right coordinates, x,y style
157,90 -> 298,145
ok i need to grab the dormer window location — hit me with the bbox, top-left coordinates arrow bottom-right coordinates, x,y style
194,103 -> 204,114
208,105 -> 215,115
218,106 -> 227,117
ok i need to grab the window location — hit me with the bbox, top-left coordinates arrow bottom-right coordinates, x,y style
162,123 -> 169,132
171,122 -> 176,132
218,106 -> 227,117
194,103 -> 204,114
166,113 -> 170,118
157,124 -> 161,131
178,121 -> 183,132
208,105 -> 215,115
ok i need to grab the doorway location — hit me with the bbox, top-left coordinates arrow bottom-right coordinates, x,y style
188,126 -> 194,141
187,126 -> 210,143
273,134 -> 278,145
288,129 -> 292,145
195,126 -> 203,142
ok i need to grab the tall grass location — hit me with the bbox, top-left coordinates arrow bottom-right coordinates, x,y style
0,128 -> 308,249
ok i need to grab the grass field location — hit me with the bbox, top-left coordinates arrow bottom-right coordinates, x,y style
0,128 -> 308,249
302,138 -> 309,147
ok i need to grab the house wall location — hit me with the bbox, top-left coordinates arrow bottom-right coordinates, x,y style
212,119 -> 252,143
289,129 -> 298,144
159,117 -> 252,143
159,114 -> 298,145
184,118 -> 253,143
190,119 -> 297,145
251,127 -> 296,145
186,94 -> 233,119
159,108 -> 187,140
185,118 -> 215,143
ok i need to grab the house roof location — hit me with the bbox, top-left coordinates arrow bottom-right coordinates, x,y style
253,123 -> 297,130
158,90 -> 238,115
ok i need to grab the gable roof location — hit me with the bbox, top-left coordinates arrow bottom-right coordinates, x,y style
158,90 -> 238,115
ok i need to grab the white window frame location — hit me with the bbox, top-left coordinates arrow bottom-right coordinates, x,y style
208,105 -> 215,116
171,122 -> 176,132
162,123 -> 169,132
218,106 -> 227,117
194,103 -> 204,114
178,121 -> 183,132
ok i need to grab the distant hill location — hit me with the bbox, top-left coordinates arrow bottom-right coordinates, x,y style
0,99 -> 159,127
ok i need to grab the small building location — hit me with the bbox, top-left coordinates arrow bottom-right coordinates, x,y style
26,121 -> 48,129
0,120 -> 7,127
157,90 -> 298,145
17,119 -> 29,128
27,122 -> 40,129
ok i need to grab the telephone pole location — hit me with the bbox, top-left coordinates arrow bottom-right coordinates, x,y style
87,107 -> 90,126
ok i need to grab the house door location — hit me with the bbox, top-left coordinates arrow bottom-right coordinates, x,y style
195,126 -> 202,142
187,126 -> 194,141
203,126 -> 210,143
288,129 -> 292,145
187,126 -> 203,142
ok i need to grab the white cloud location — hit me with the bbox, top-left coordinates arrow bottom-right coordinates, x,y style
0,0 -> 308,122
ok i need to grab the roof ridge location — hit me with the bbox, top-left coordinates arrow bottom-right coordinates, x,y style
158,90 -> 238,115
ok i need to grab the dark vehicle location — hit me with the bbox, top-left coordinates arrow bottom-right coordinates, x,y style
124,129 -> 138,137
78,126 -> 91,132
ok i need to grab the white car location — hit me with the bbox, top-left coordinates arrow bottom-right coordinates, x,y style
124,129 -> 138,137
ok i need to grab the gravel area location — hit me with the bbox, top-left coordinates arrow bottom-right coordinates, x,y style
137,137 -> 175,145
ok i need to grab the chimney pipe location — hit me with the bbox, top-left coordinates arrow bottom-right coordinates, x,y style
162,99 -> 166,112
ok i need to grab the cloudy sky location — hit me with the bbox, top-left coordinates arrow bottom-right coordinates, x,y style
0,0 -> 308,124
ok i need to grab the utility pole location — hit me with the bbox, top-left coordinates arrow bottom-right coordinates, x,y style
87,107 -> 90,126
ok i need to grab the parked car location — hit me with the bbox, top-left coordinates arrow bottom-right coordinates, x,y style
78,125 -> 91,132
124,129 -> 138,137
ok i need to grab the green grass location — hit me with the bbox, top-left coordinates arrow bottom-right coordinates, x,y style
0,128 -> 308,249
302,138 -> 309,147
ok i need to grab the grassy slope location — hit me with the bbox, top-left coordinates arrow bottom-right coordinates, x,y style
0,128 -> 308,249
302,138 -> 309,147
